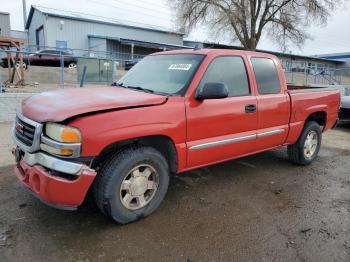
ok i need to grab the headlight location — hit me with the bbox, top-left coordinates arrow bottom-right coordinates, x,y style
41,123 -> 82,157
45,123 -> 81,143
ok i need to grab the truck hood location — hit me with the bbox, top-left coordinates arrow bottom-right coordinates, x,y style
22,86 -> 167,122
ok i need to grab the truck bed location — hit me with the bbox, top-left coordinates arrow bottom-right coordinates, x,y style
287,86 -> 340,131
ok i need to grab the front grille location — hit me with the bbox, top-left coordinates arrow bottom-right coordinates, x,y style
15,116 -> 36,146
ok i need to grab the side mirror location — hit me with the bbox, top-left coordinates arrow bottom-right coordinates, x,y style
195,82 -> 229,100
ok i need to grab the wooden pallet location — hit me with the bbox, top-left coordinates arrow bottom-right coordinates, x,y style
0,36 -> 27,87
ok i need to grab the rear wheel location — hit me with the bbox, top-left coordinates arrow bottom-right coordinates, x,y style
287,121 -> 322,165
93,146 -> 169,224
67,62 -> 77,69
15,62 -> 27,70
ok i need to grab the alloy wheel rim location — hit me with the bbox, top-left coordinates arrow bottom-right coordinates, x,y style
304,130 -> 318,159
15,62 -> 26,69
119,164 -> 159,210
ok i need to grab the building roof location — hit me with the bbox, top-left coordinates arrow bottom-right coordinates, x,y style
315,52 -> 350,61
184,40 -> 345,64
89,35 -> 191,49
25,5 -> 184,35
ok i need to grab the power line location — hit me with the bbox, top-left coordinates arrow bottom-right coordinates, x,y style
111,0 -> 170,10
88,0 -> 172,21
37,4 -> 178,32
108,0 -> 172,15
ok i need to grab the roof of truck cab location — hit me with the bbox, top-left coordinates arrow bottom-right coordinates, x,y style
151,48 -> 278,58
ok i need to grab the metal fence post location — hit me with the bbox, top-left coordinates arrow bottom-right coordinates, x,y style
0,50 -> 2,93
80,65 -> 87,87
0,69 -> 2,94
111,60 -> 116,84
60,53 -> 64,88
304,62 -> 307,85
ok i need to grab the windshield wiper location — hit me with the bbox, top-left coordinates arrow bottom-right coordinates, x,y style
125,85 -> 155,94
112,82 -> 153,93
113,82 -> 171,96
112,82 -> 126,87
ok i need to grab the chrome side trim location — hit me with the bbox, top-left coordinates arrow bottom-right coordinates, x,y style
41,135 -> 81,158
12,112 -> 43,153
257,129 -> 284,138
190,134 -> 256,150
23,151 -> 84,175
189,129 -> 285,150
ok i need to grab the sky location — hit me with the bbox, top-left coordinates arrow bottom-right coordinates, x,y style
1,0 -> 349,55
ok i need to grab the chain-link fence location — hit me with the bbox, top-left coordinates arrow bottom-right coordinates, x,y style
0,48 -> 142,92
1,47 -> 350,93
283,60 -> 350,86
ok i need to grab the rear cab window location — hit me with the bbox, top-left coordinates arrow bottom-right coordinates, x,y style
198,56 -> 250,97
251,57 -> 281,94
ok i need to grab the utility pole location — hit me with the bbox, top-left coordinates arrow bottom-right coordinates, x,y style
22,0 -> 27,28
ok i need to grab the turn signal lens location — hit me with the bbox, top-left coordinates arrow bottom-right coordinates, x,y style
62,128 -> 81,143
60,149 -> 74,156
45,123 -> 81,143
40,144 -> 74,156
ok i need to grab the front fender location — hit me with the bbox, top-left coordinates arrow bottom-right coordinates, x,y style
68,97 -> 186,157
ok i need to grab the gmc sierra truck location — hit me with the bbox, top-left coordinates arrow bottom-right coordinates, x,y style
12,49 -> 340,224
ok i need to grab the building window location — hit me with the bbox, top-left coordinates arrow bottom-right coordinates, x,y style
56,40 -> 68,50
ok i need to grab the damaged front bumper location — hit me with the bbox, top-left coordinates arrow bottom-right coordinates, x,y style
13,147 -> 96,210
12,112 -> 97,210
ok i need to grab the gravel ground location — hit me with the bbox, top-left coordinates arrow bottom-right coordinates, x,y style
0,123 -> 349,262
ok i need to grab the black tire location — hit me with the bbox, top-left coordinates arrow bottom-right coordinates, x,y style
93,146 -> 169,224
15,61 -> 27,70
287,121 -> 322,165
67,62 -> 77,69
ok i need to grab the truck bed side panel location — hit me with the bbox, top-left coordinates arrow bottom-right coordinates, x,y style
285,89 -> 340,144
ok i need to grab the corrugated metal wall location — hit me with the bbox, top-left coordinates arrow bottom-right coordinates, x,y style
27,9 -> 46,51
43,15 -> 183,51
0,13 -> 11,37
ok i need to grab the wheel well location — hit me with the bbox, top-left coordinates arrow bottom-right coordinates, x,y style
305,111 -> 327,127
92,135 -> 178,173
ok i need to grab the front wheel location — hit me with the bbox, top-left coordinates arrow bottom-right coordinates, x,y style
93,146 -> 169,224
287,121 -> 322,165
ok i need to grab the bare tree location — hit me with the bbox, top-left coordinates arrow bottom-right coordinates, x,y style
171,0 -> 345,50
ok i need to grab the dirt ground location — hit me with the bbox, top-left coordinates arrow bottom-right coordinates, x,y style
0,123 -> 349,262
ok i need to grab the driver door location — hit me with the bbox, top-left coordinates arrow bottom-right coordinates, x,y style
186,56 -> 258,168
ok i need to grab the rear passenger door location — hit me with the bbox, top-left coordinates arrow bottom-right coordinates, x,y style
186,56 -> 258,168
250,57 -> 290,150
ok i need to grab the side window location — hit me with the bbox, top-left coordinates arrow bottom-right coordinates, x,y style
251,57 -> 280,94
198,56 -> 250,97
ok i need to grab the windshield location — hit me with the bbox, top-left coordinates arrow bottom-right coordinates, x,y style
117,54 -> 204,95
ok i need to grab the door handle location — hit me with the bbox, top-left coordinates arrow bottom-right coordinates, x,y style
245,104 -> 256,113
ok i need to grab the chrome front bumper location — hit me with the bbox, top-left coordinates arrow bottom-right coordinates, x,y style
22,150 -> 84,175
12,113 -> 87,176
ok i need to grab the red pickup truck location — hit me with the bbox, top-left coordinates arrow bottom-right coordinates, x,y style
12,49 -> 340,224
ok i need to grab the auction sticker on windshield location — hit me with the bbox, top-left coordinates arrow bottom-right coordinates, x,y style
168,64 -> 192,70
